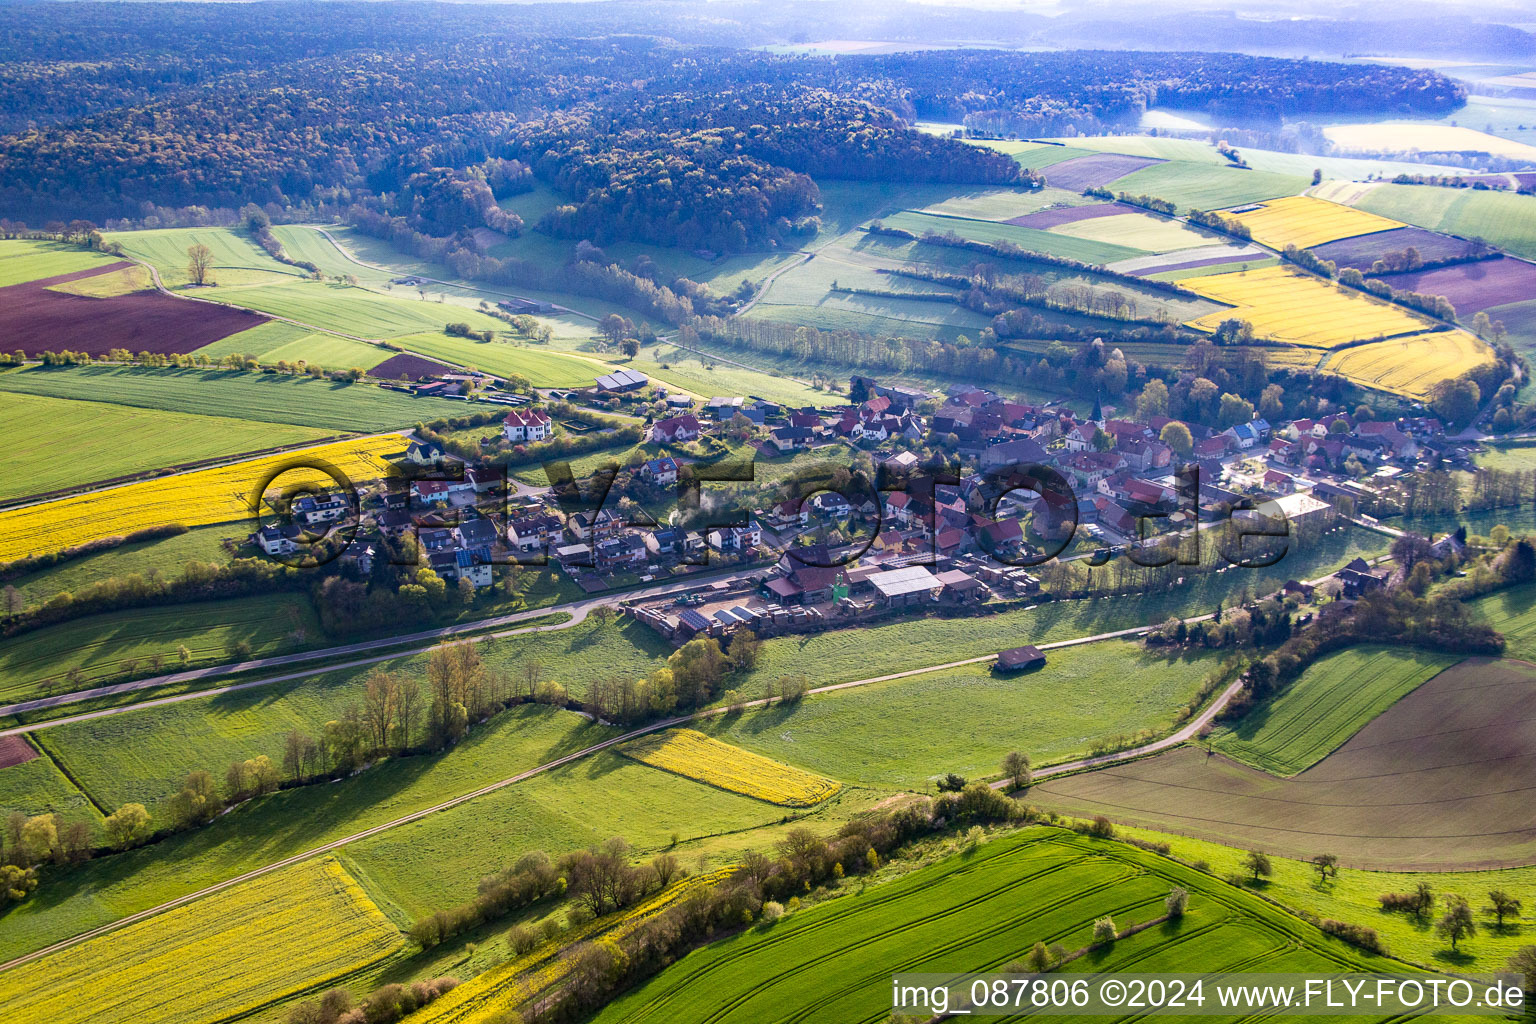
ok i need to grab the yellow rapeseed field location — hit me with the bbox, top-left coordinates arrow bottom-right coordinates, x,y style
0,857 -> 403,1024
0,433 -> 406,561
617,728 -> 841,807
1323,331 -> 1496,400
1184,265 -> 1435,349
1225,195 -> 1403,250
413,870 -> 736,1024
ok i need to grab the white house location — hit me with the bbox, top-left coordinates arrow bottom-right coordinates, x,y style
503,408 -> 553,442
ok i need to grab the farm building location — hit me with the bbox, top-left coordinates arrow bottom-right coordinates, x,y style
995,645 -> 1046,672
867,565 -> 941,608
594,367 -> 650,392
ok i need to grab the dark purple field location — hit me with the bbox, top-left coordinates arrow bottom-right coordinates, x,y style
1006,202 -> 1128,228
371,352 -> 456,380
1309,226 -> 1480,270
1373,256 -> 1536,314
1041,153 -> 1164,192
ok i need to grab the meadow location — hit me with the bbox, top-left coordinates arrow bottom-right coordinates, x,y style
0,593 -> 320,701
0,738 -> 104,830
914,185 -> 1096,222
1324,122 -> 1536,162
1467,582 -> 1536,661
634,350 -> 829,406
0,433 -> 407,561
1102,161 -> 1307,214
194,319 -> 391,369
1225,195 -> 1404,251
702,643 -> 1220,788
0,365 -> 471,430
30,615 -> 662,812
1210,645 -> 1461,776
877,210 -> 1147,264
591,828 -> 1386,1024
0,857 -> 402,1024
1032,659 -> 1536,870
218,279 -> 507,339
1117,822 -> 1536,973
0,239 -> 122,287
387,331 -> 606,386
1352,184 -> 1536,261
105,226 -> 308,289
343,750 -> 826,913
5,525 -> 234,609
0,390 -> 329,502
616,728 -> 841,806
0,703 -> 613,962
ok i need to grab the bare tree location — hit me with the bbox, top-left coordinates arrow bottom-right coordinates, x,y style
186,243 -> 213,286
363,669 -> 398,753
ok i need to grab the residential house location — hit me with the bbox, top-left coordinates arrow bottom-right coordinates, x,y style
503,408 -> 553,442
639,456 -> 680,486
407,441 -> 446,465
649,414 -> 702,444
769,425 -> 815,451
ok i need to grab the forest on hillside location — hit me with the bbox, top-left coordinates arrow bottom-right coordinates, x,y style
0,2 -> 1466,233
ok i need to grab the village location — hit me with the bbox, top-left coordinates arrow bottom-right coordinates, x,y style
248,364 -> 1463,652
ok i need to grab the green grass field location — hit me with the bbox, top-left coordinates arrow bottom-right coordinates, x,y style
0,594 -> 320,702
1107,161 -> 1308,214
0,739 -> 104,831
915,186 -> 1096,222
972,140 -> 1097,168
219,279 -> 507,339
0,365 -> 469,431
0,704 -> 610,963
635,350 -> 829,406
1036,135 -> 1474,178
388,331 -> 606,385
698,642 -> 1219,787
104,227 -> 307,289
879,210 -> 1147,263
1119,822 -> 1536,973
0,239 -> 122,287
592,828 -> 1387,1024
194,319 -> 390,369
0,391 -> 330,502
34,614 -> 666,811
345,750 -> 804,914
1211,646 -> 1460,776
1467,581 -> 1536,660
1353,184 -> 1536,260
6,525 -> 235,610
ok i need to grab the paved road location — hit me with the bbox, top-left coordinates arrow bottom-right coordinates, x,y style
0,566 -> 762,724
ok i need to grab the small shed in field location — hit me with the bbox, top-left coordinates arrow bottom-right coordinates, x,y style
995,645 -> 1046,672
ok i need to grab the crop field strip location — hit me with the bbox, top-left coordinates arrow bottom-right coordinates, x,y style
1223,195 -> 1405,251
590,829 -> 1384,1024
1210,646 -> 1461,776
386,331 -> 608,387
0,390 -> 332,503
0,433 -> 408,562
0,365 -> 471,431
616,728 -> 841,806
1031,658 -> 1536,870
410,869 -> 736,1024
1045,211 -> 1220,254
1322,331 -> 1494,400
0,857 -> 402,1024
1183,265 -> 1439,349
874,210 -> 1149,264
0,239 -> 122,287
